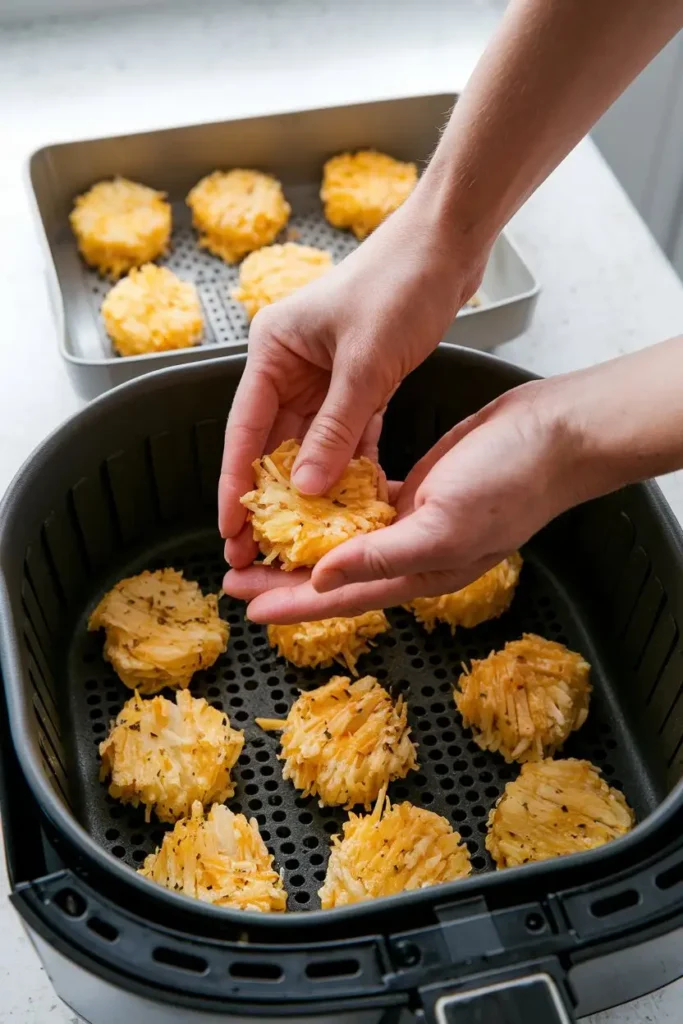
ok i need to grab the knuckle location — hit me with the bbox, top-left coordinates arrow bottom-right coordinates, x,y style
364,545 -> 395,581
310,412 -> 356,452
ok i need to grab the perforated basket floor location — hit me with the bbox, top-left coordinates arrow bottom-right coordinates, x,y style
65,528 -> 659,913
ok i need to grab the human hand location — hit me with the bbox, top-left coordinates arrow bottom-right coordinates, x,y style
223,377 -> 581,622
218,185 -> 487,570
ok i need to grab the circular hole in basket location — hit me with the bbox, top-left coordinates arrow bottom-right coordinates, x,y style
281,842 -> 295,855
132,850 -> 147,864
314,868 -> 326,883
268,795 -> 283,808
303,836 -> 319,849
260,765 -> 274,777
290,874 -> 305,887
285,858 -> 299,870
295,892 -> 310,905
459,825 -> 472,838
324,821 -> 338,835
472,856 -> 486,870
276,826 -> 291,839
264,780 -> 278,792
272,810 -> 286,822
87,694 -> 101,706
111,846 -> 125,859
105,828 -> 119,841
310,852 -> 324,866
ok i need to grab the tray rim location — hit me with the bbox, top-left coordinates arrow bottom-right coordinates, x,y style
25,92 -> 540,371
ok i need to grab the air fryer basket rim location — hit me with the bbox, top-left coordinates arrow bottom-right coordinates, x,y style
2,345 -> 683,931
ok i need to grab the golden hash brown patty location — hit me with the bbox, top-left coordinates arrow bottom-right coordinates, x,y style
101,264 -> 203,356
241,439 -> 395,570
139,801 -> 286,912
455,633 -> 591,763
319,788 -> 471,908
186,169 -> 290,264
257,674 -> 417,808
267,611 -> 390,675
321,150 -> 418,240
232,242 -> 332,319
99,690 -> 244,823
69,177 -> 171,279
486,758 -> 634,868
408,554 -> 523,633
88,568 -> 229,694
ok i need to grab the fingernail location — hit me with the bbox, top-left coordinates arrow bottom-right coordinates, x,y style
292,462 -> 328,495
313,568 -> 347,593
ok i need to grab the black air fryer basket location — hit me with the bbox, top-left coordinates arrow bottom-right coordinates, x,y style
2,346 -> 683,1024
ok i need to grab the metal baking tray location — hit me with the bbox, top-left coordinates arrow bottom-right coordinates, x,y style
28,94 -> 539,399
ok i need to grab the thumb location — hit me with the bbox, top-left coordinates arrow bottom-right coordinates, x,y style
292,362 -> 385,495
311,504 -> 447,592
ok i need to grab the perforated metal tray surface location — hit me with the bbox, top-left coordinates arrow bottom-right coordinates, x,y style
67,531 -> 655,913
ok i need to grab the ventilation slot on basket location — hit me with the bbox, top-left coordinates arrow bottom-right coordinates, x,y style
656,860 -> 683,891
305,958 -> 360,981
153,947 -> 208,974
590,889 -> 640,919
87,917 -> 119,943
229,961 -> 283,982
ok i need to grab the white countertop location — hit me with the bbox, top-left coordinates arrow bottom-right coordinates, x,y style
2,2 -> 683,1020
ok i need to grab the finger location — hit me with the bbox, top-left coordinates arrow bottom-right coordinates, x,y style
387,480 -> 403,504
244,559 -> 498,623
224,522 -> 259,570
292,361 -> 385,495
223,565 -> 311,600
355,409 -> 384,464
218,363 -> 279,539
265,407 -> 307,455
311,505 -> 445,592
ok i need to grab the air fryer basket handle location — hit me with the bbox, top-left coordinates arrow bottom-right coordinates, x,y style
421,971 -> 574,1023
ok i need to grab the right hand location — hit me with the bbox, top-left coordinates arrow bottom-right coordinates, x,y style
218,186 -> 488,569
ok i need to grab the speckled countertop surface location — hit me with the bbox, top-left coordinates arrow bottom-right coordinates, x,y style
2,2 -> 683,1020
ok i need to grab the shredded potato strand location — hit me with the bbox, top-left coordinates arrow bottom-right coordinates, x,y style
408,554 -> 523,633
278,674 -> 418,808
100,690 -> 244,823
486,758 -> 634,868
455,633 -> 592,763
319,788 -> 471,907
268,611 -> 390,674
88,568 -> 229,694
140,801 -> 286,912
241,439 -> 395,570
